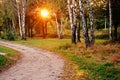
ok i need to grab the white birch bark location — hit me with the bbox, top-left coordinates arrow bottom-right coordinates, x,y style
86,0 -> 95,44
79,0 -> 90,47
16,0 -> 26,40
67,0 -> 73,29
60,16 -> 63,39
54,13 -> 63,39
72,0 -> 77,43
109,0 -> 112,39
67,0 -> 77,43
21,0 -> 26,40
16,0 -> 22,38
54,13 -> 60,39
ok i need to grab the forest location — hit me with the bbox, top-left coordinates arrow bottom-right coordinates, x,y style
0,0 -> 120,80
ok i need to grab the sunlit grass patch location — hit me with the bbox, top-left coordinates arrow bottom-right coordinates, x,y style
0,46 -> 16,57
0,46 -> 18,69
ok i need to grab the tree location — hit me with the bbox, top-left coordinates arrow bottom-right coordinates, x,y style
67,0 -> 76,43
15,0 -> 26,40
109,0 -> 112,40
86,0 -> 95,45
79,0 -> 90,47
0,0 -> 16,40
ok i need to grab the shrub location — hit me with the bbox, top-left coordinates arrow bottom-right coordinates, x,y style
6,31 -> 15,41
0,55 -> 7,66
0,30 -> 15,41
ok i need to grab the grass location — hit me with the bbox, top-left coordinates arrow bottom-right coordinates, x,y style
0,46 -> 19,70
0,46 -> 17,57
14,37 -> 120,80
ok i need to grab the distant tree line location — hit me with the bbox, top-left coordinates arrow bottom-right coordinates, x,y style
0,0 -> 120,46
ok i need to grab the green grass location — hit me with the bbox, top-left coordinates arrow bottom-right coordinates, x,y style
15,38 -> 72,50
0,46 -> 18,67
0,46 -> 16,56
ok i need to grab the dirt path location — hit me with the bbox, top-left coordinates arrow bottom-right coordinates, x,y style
0,41 -> 64,80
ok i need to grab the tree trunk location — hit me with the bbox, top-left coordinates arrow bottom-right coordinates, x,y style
86,0 -> 95,45
54,13 -> 61,39
21,0 -> 26,40
16,0 -> 26,40
109,0 -> 112,40
12,19 -> 17,38
114,26 -> 118,41
59,17 -> 63,39
72,0 -> 77,43
77,21 -> 81,42
16,0 -> 22,39
105,16 -> 107,29
67,0 -> 73,29
79,0 -> 90,48
68,0 -> 76,43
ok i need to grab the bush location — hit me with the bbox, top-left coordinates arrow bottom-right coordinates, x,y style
0,55 -> 7,66
0,30 -> 15,41
6,31 -> 15,41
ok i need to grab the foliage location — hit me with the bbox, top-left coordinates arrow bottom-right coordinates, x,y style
6,30 -> 15,41
0,55 -> 7,66
0,30 -> 15,41
95,19 -> 108,30
90,62 -> 120,80
0,46 -> 18,69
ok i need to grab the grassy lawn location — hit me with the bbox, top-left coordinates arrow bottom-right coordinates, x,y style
0,46 -> 19,71
14,38 -> 120,80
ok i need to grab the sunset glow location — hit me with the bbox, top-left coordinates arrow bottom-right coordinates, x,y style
40,9 -> 49,18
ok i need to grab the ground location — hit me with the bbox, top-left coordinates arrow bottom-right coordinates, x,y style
0,40 -> 64,80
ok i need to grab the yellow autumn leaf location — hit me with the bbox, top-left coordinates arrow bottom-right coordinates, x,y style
76,70 -> 85,77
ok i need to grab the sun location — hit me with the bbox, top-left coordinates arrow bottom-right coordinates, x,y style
40,9 -> 49,18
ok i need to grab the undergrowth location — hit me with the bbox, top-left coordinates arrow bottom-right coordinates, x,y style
0,46 -> 19,71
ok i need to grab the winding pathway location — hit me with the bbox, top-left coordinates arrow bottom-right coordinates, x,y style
0,40 -> 64,80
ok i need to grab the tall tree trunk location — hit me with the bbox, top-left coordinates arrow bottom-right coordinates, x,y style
77,21 -> 81,42
109,0 -> 112,40
21,0 -> 26,40
114,26 -> 118,41
54,13 -> 60,39
86,0 -> 95,45
72,0 -> 77,43
67,0 -> 76,43
60,16 -> 63,39
67,0 -> 73,29
79,0 -> 90,47
16,0 -> 22,39
16,0 -> 26,40
105,16 -> 107,29
12,19 -> 17,38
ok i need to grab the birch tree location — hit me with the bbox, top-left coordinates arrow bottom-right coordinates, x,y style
79,0 -> 90,47
109,0 -> 112,40
72,0 -> 77,43
54,13 -> 63,39
67,0 -> 75,43
16,0 -> 26,40
86,0 -> 95,45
